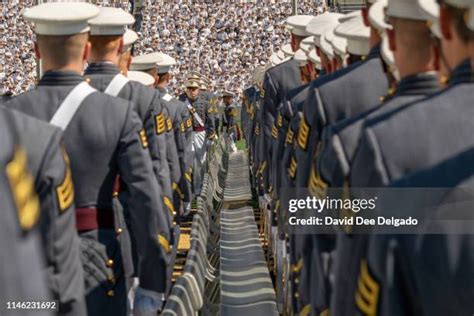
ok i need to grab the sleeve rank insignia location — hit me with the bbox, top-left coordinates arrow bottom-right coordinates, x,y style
285,129 -> 294,144
186,118 -> 192,128
277,114 -> 283,128
6,147 -> 40,231
56,151 -> 75,213
288,156 -> 298,179
355,259 -> 380,316
180,122 -> 186,133
138,128 -> 149,149
271,124 -> 278,139
155,113 -> 166,135
297,113 -> 310,151
308,166 -> 327,199
166,117 -> 173,132
158,234 -> 171,253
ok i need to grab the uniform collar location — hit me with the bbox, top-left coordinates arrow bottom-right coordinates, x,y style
38,70 -> 84,86
156,87 -> 166,94
84,62 -> 120,75
448,59 -> 472,86
395,72 -> 440,96
367,44 -> 381,60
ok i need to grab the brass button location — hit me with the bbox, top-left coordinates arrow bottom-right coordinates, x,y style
295,278 -> 300,284
107,275 -> 115,283
112,192 -> 119,197
107,290 -> 114,297
106,259 -> 114,268
85,78 -> 91,83
295,292 -> 300,299
116,228 -> 123,235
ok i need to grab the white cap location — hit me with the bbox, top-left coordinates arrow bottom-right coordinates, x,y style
468,6 -> 474,31
417,0 -> 441,37
130,52 -> 163,71
281,44 -> 294,57
320,29 -> 335,59
300,36 -> 314,53
23,2 -> 99,36
222,90 -> 234,97
335,15 -> 371,56
127,71 -> 155,86
184,80 -> 200,88
293,49 -> 308,67
277,49 -> 285,60
270,52 -> 282,66
286,15 -> 315,37
339,10 -> 361,24
88,7 -> 134,36
306,13 -> 344,47
331,31 -> 348,59
123,29 -> 138,51
369,0 -> 390,33
386,0 -> 432,21
156,53 -> 176,74
308,49 -> 322,70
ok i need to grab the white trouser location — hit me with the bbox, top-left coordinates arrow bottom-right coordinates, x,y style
191,131 -> 206,195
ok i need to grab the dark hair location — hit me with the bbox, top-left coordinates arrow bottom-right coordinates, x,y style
446,4 -> 474,43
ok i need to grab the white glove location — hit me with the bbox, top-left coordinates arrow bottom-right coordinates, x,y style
127,277 -> 140,311
134,287 -> 164,316
258,196 -> 265,210
264,193 -> 272,205
183,202 -> 192,217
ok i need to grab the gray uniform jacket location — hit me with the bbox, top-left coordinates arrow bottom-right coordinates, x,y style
351,60 -> 473,188
362,149 -> 474,315
294,46 -> 388,189
0,107 -> 56,316
179,93 -> 215,136
259,58 -> 301,194
84,62 -> 174,214
313,73 -> 440,316
1,106 -> 86,315
158,88 -> 188,212
7,70 -> 171,315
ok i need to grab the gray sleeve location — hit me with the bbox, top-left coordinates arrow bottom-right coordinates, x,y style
117,103 -> 171,293
36,131 -> 87,315
350,128 -> 388,188
146,100 -> 174,215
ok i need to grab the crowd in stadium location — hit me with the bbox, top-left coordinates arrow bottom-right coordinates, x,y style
0,0 -> 330,97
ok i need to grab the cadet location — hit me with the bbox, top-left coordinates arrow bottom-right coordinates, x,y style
178,75 -> 214,195
0,105 -> 85,315
85,9 -> 176,297
295,8 -> 386,193
221,90 -> 237,134
313,1 -> 442,314
350,0 -> 474,314
269,48 -> 318,313
199,77 -> 219,134
258,15 -> 314,197
127,52 -> 177,221
251,68 -> 266,196
351,0 -> 472,189
156,53 -> 193,217
0,107 -> 52,316
364,148 -> 474,315
9,3 -> 171,315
